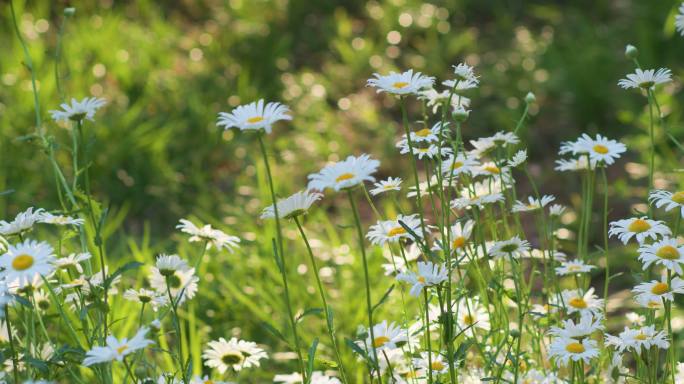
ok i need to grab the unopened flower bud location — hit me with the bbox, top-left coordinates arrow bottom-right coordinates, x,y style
525,92 -> 536,104
625,44 -> 638,59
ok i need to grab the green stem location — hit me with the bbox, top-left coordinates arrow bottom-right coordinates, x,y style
400,97 -> 427,237
346,189 -> 382,383
601,166 -> 610,315
257,132 -> 306,380
423,289 -> 434,384
5,306 -> 19,384
293,216 -> 348,384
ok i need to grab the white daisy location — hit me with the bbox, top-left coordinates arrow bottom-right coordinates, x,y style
638,238 -> 684,274
396,141 -> 452,160
441,154 -> 479,178
38,212 -> 84,226
362,320 -> 408,351
554,157 -> 595,172
605,325 -> 669,355
549,204 -> 566,217
608,216 -> 671,244
381,243 -> 420,275
677,3 -> 684,36
413,352 -> 448,374
488,236 -> 531,259
549,337 -> 599,367
433,220 -> 474,254
561,288 -> 604,317
618,68 -> 672,90
575,134 -> 626,165
366,214 -> 423,245
54,252 -> 91,274
217,99 -> 291,134
150,259 -> 199,305
202,337 -> 267,373
123,288 -> 169,311
176,219 -> 240,252
626,312 -> 646,326
0,207 -> 45,236
49,97 -> 106,122
649,189 -> 684,218
635,293 -> 664,310
260,190 -> 322,220
555,260 -> 595,276
632,276 -> 684,303
403,122 -> 447,143
454,297 -> 490,336
451,193 -> 505,210
451,63 -> 479,83
307,154 -> 379,191
370,177 -> 403,196
396,261 -> 448,297
512,195 -> 555,213
190,375 -> 230,384
508,150 -> 528,167
82,327 -> 153,366
418,88 -> 471,114
549,313 -> 604,339
367,70 -> 435,96
0,239 -> 55,288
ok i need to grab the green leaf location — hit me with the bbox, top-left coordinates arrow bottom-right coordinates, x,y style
297,308 -> 323,323
104,261 -> 143,290
371,284 -> 394,313
306,338 -> 319,383
261,322 -> 289,345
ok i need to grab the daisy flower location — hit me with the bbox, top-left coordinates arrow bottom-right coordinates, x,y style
404,122 -> 447,143
488,236 -> 531,259
677,3 -> 684,36
396,261 -> 448,297
38,212 -> 84,226
549,313 -> 604,339
608,217 -> 671,244
217,99 -> 291,134
190,376 -> 230,384
154,254 -> 189,276
632,276 -> 684,303
381,243 -> 420,275
82,327 -> 153,366
149,258 -> 199,305
367,70 -> 434,96
508,150 -> 527,167
441,154 -> 479,178
49,97 -> 106,122
451,193 -> 505,210
123,288 -> 169,311
549,337 -> 599,367
362,320 -> 407,351
649,189 -> 684,217
202,337 -> 267,373
618,68 -> 672,90
451,63 -> 479,83
577,134 -> 626,165
413,352 -> 449,374
635,293 -> 664,309
626,312 -> 646,326
605,325 -> 669,355
512,195 -> 555,213
308,154 -> 379,191
396,140 -> 452,160
638,238 -> 684,274
366,214 -> 422,245
176,219 -> 240,252
434,220 -> 474,253
554,157 -> 594,172
54,252 -> 92,274
455,297 -> 490,336
260,190 -> 322,219
0,239 -> 55,288
555,260 -> 595,276
370,177 -> 403,196
561,288 -> 604,317
418,88 -> 471,114
549,204 -> 566,217
0,207 -> 45,236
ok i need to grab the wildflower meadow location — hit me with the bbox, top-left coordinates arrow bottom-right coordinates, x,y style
4,1 -> 684,383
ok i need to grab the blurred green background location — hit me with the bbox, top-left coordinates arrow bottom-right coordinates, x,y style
2,0 -> 684,381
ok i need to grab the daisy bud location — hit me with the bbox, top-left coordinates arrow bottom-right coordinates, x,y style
525,92 -> 536,104
453,108 -> 470,122
624,44 -> 638,59
64,7 -> 76,16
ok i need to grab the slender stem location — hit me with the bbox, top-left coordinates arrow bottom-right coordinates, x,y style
601,166 -> 610,315
667,270 -> 675,384
293,216 -> 348,384
5,306 -> 18,384
257,132 -> 306,380
347,189 -> 382,383
165,279 -> 188,384
423,289 -> 434,384
647,90 -> 656,192
400,97 -> 427,237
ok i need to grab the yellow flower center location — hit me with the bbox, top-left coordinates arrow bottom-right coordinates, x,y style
592,144 -> 609,154
12,254 -> 34,271
221,351 -> 244,365
247,116 -> 264,124
672,191 -> 684,204
462,314 -> 474,325
431,361 -> 445,371
656,245 -> 680,260
387,227 -> 407,237
628,219 -> 651,233
635,333 -> 648,341
373,336 -> 390,348
393,81 -> 409,89
452,236 -> 466,249
647,300 -> 661,308
418,148 -> 429,153
116,344 -> 128,355
565,342 -> 585,354
651,282 -> 670,295
417,276 -> 426,284
569,297 -> 587,309
567,265 -> 582,272
415,128 -> 432,137
484,165 -> 500,174
335,173 -> 355,183
452,161 -> 464,170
